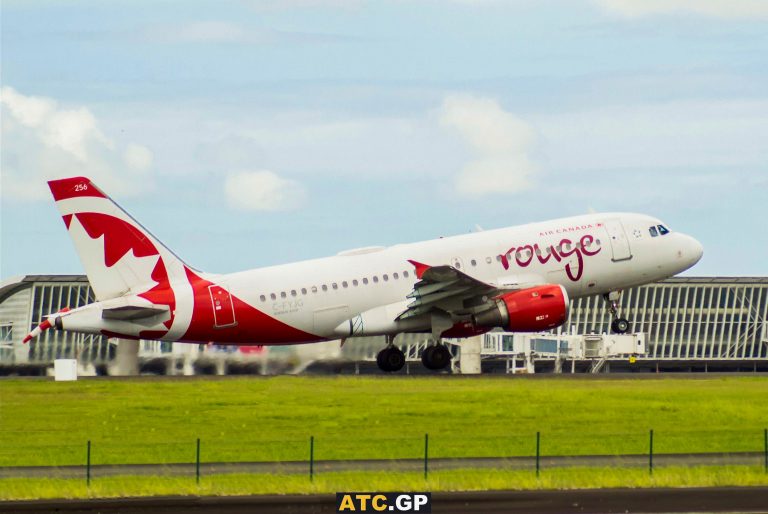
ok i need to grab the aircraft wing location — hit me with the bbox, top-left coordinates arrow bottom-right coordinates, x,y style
396,260 -> 504,320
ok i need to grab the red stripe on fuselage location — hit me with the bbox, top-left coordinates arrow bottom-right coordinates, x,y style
179,267 -> 323,345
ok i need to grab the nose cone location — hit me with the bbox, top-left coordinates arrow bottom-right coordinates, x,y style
690,237 -> 704,265
678,234 -> 704,269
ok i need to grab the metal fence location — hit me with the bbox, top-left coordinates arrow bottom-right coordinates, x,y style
2,430 -> 767,485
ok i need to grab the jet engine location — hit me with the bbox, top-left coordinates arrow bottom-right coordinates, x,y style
472,284 -> 569,332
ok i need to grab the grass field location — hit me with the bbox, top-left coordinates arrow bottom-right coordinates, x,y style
2,466 -> 768,500
1,375 -> 767,469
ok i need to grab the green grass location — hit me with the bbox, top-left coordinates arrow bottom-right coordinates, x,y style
2,466 -> 768,500
1,376 -> 767,468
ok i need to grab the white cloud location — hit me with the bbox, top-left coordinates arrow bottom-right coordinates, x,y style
124,143 -> 153,172
536,99 -> 768,172
224,170 -> 306,211
146,21 -> 254,44
594,0 -> 768,19
439,94 -> 537,196
143,21 -> 347,45
1,86 -> 154,200
0,86 -> 55,127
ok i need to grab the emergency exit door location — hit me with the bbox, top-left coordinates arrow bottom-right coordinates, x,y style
603,219 -> 632,262
209,284 -> 237,328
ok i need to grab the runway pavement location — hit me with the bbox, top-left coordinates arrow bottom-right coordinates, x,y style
2,487 -> 768,513
1,451 -> 764,479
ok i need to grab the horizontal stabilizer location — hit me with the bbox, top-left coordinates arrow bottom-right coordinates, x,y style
101,305 -> 169,321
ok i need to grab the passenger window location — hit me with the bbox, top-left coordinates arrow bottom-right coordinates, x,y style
280,291 -> 287,299
270,293 -> 276,300
649,226 -> 659,237
471,259 -> 477,266
393,273 -> 399,279
301,288 -> 307,295
322,285 -> 328,291
373,276 -> 379,283
363,278 -> 369,285
260,295 -> 266,302
353,279 -> 359,286
658,225 -> 669,235
342,281 -> 348,288
291,290 -> 297,297
311,286 -> 317,293
332,283 -> 338,290
403,271 -> 409,278
383,274 -> 389,281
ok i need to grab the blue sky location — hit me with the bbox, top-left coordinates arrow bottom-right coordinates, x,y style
2,0 -> 766,278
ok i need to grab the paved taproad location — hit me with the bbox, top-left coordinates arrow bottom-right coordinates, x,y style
0,451 -> 764,479
3,487 -> 768,514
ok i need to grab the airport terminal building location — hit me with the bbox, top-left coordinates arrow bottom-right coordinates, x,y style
1,274 -> 766,372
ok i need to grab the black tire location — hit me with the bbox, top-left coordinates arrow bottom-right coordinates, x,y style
421,346 -> 436,368
384,347 -> 405,372
611,318 -> 630,334
429,345 -> 452,370
376,348 -> 392,372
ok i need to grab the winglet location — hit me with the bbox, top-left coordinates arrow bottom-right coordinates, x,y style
407,259 -> 431,279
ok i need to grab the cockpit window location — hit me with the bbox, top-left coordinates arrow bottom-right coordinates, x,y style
649,226 -> 659,237
658,225 -> 669,235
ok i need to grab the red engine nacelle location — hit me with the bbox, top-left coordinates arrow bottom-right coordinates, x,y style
472,284 -> 569,332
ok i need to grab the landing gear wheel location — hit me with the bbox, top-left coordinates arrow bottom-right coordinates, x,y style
611,318 -> 630,334
377,347 -> 405,372
420,346 -> 435,369
422,344 -> 452,370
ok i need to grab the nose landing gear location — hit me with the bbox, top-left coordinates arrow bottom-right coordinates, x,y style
604,291 -> 630,334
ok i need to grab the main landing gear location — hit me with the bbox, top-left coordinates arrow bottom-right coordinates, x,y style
375,336 -> 452,372
604,291 -> 630,334
376,335 -> 405,372
421,343 -> 452,371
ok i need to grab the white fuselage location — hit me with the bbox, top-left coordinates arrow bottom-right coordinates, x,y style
212,212 -> 702,342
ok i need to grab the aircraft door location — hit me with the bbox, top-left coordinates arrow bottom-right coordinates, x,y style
603,219 -> 632,262
208,284 -> 237,328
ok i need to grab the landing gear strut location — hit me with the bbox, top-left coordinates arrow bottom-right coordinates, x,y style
421,342 -> 452,370
376,335 -> 405,372
604,291 -> 630,334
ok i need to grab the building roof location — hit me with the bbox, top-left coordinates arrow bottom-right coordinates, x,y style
0,275 -> 91,303
663,276 -> 768,284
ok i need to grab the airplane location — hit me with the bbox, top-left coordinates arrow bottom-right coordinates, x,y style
24,176 -> 703,372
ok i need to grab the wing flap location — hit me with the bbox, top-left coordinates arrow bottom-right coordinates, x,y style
397,260 -> 502,321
